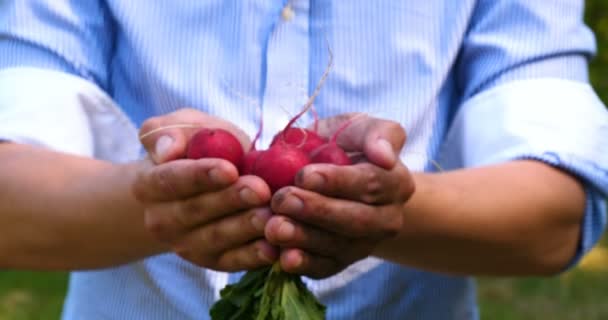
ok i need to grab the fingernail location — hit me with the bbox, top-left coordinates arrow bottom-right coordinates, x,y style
251,209 -> 271,232
208,168 -> 224,184
377,139 -> 396,164
290,252 -> 303,268
278,221 -> 295,240
307,172 -> 326,189
155,135 -> 173,161
278,195 -> 303,213
240,187 -> 260,205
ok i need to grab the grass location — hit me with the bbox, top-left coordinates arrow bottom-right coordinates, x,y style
477,240 -> 608,320
0,240 -> 607,319
0,271 -> 67,320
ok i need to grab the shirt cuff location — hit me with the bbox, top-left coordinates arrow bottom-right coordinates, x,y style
439,78 -> 608,269
0,67 -> 141,163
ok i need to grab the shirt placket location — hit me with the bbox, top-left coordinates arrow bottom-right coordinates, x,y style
260,0 -> 311,147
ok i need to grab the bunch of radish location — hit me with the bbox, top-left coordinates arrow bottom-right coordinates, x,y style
186,51 -> 351,193
186,115 -> 351,193
187,49 -> 340,320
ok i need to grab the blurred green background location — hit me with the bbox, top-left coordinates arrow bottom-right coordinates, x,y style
1,2 -> 608,320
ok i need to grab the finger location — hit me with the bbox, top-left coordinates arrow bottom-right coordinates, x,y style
214,239 -> 278,272
175,207 -> 273,257
139,108 -> 251,164
179,239 -> 278,271
296,162 -> 414,204
315,114 -> 406,169
271,187 -> 403,238
279,248 -> 343,279
264,215 -> 349,258
144,176 -> 271,239
132,158 -> 239,202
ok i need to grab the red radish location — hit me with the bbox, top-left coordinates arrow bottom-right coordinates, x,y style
267,47 -> 333,157
182,46 -> 337,194
251,145 -> 311,193
247,49 -> 337,191
309,116 -> 354,165
309,143 -> 351,165
186,128 -> 244,168
238,98 -> 265,175
240,150 -> 262,175
270,127 -> 326,154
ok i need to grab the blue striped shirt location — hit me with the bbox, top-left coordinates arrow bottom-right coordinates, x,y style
1,1 -> 607,319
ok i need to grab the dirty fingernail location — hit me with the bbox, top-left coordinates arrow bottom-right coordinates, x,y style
307,172 -> 326,189
240,187 -> 260,205
279,195 -> 303,213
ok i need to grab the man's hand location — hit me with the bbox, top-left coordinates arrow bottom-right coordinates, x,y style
133,109 -> 278,271
264,114 -> 415,278
138,108 -> 252,164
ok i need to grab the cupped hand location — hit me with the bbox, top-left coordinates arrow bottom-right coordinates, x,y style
133,109 -> 277,271
265,114 -> 415,278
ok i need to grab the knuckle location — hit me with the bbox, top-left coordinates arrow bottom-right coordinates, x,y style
171,207 -> 192,231
403,179 -> 416,200
314,200 -> 332,220
351,210 -> 374,236
179,197 -> 204,216
364,170 -> 382,192
144,211 -> 170,239
383,210 -> 404,237
206,223 -> 228,248
155,166 -> 178,197
397,171 -> 416,201
387,121 -> 407,145
131,174 -> 147,202
366,167 -> 379,181
360,193 -> 380,204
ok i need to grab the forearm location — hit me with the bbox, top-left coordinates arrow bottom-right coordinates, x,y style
374,160 -> 586,276
0,143 -> 166,270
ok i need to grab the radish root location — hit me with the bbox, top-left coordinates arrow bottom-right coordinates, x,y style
139,124 -> 202,140
281,42 -> 333,138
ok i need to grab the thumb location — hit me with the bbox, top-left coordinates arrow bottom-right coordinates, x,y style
139,124 -> 192,165
138,109 -> 253,164
316,114 -> 406,170
152,134 -> 187,163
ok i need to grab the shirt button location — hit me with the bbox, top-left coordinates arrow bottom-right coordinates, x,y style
281,4 -> 295,21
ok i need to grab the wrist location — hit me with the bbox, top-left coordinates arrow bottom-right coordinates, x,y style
371,172 -> 430,262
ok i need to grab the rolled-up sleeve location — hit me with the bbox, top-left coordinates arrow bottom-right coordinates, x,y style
0,1 -> 140,163
443,0 -> 608,268
0,67 -> 140,163
0,0 -> 116,88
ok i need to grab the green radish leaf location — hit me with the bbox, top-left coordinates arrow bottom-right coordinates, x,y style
210,263 -> 326,320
